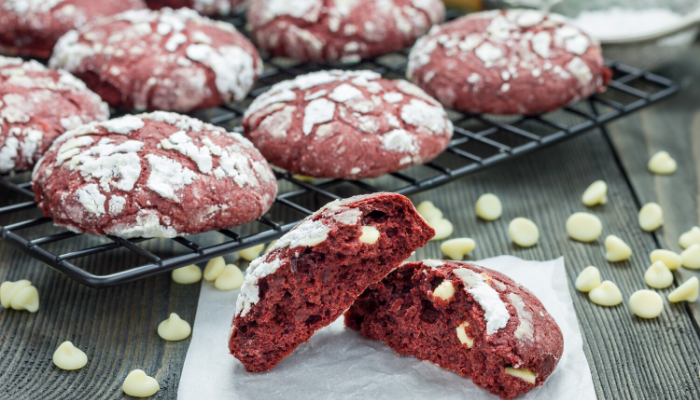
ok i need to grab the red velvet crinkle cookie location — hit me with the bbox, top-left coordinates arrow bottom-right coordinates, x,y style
229,193 -> 435,372
0,0 -> 146,59
49,8 -> 262,112
243,70 -> 453,179
0,56 -> 109,173
407,9 -> 611,115
247,0 -> 445,62
345,260 -> 564,399
32,112 -> 277,238
145,0 -> 248,15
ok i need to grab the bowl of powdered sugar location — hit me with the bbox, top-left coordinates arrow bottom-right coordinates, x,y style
499,0 -> 700,69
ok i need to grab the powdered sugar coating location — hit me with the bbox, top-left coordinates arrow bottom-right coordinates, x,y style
247,0 -> 445,62
406,9 -> 609,115
49,7 -> 262,113
0,0 -> 145,58
243,70 -> 453,179
32,112 -> 277,238
0,56 -> 109,173
145,0 -> 249,16
453,267 -> 510,335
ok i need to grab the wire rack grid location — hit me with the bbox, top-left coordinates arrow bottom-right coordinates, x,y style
0,10 -> 679,288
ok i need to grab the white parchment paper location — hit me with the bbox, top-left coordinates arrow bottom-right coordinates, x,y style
178,256 -> 595,399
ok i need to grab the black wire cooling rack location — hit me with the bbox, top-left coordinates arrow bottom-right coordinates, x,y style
0,10 -> 679,288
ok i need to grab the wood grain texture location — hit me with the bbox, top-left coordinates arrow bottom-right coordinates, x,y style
606,45 -> 700,329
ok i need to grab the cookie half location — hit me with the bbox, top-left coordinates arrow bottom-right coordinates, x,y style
49,7 -> 262,112
229,193 -> 435,372
345,260 -> 564,398
145,0 -> 248,15
0,56 -> 109,173
32,112 -> 277,238
0,0 -> 146,59
407,9 -> 610,115
247,0 -> 445,62
243,70 -> 453,179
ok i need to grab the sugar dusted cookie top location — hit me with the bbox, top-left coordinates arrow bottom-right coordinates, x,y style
49,7 -> 262,112
243,70 -> 453,179
32,112 -> 277,238
407,9 -> 609,115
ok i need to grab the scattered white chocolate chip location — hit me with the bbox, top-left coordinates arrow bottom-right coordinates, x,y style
629,290 -> 664,319
647,151 -> 677,175
122,369 -> 160,398
589,281 -> 623,306
504,367 -> 536,384
238,244 -> 265,262
605,235 -> 632,262
668,277 -> 699,303
359,226 -> 380,245
456,321 -> 473,348
440,238 -> 475,260
644,261 -> 673,289
171,265 -> 202,284
681,244 -> 700,269
429,218 -> 454,241
265,240 -> 278,254
575,266 -> 602,292
52,341 -> 88,370
566,212 -> 603,242
679,227 -> 700,249
582,180 -> 607,207
292,174 -> 314,183
433,280 -> 455,301
214,264 -> 244,290
475,193 -> 502,221
416,201 -> 443,222
508,218 -> 539,247
650,249 -> 682,271
638,203 -> 663,231
157,313 -> 191,341
203,257 -> 225,281
0,280 -> 39,312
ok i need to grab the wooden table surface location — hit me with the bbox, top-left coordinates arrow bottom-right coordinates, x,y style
2,44 -> 700,400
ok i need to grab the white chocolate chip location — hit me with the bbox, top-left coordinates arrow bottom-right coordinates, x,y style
679,227 -> 700,249
171,264 -> 202,284
668,277 -> 699,303
681,244 -> 700,269
504,367 -> 536,384
575,266 -> 601,292
359,226 -> 380,245
582,180 -> 607,207
238,244 -> 264,262
605,235 -> 632,262
456,321 -> 473,348
203,257 -> 225,281
440,238 -> 476,260
122,369 -> 159,398
648,151 -> 677,175
215,264 -> 244,290
416,201 -> 443,222
292,174 -> 314,183
265,240 -> 278,254
638,203 -> 663,232
433,280 -> 455,301
475,193 -> 502,221
157,313 -> 191,341
52,341 -> 88,370
429,218 -> 454,241
0,280 -> 39,312
508,217 -> 539,247
566,212 -> 602,242
644,261 -> 673,289
589,281 -> 623,306
629,290 -> 663,319
650,249 -> 682,271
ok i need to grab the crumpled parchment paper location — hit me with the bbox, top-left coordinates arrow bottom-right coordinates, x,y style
178,256 -> 595,399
